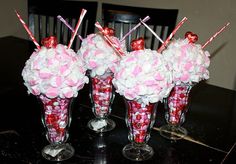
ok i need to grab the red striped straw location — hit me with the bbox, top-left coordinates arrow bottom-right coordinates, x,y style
57,15 -> 83,40
67,9 -> 87,49
120,16 -> 150,42
158,17 -> 188,53
95,21 -> 125,56
202,22 -> 230,49
15,10 -> 40,50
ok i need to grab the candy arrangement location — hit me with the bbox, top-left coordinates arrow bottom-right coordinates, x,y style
16,5 -> 230,161
17,10 -> 88,161
112,44 -> 173,105
162,36 -> 210,85
22,38 -> 89,98
79,27 -> 126,77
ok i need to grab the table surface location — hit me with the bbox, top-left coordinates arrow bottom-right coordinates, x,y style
0,36 -> 236,164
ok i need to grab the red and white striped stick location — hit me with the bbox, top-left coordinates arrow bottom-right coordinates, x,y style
15,10 -> 40,50
158,17 -> 188,53
95,21 -> 125,56
67,9 -> 87,49
202,22 -> 230,49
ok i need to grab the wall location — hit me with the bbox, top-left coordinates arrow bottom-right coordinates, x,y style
1,0 -> 235,90
0,0 -> 28,39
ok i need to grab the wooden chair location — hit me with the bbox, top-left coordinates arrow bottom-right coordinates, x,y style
28,0 -> 98,50
102,3 -> 178,51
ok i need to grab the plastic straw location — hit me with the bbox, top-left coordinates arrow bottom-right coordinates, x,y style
67,9 -> 87,49
140,19 -> 164,43
15,10 -> 40,49
202,22 -> 230,49
120,16 -> 150,42
95,21 -> 125,56
158,17 -> 188,53
57,15 -> 83,40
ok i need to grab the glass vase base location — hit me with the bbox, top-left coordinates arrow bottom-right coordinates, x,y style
87,118 -> 116,133
159,124 -> 187,140
41,143 -> 74,161
122,143 -> 154,161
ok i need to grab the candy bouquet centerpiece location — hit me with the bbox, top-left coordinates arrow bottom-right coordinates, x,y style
17,10 -> 89,161
158,21 -> 230,140
112,38 -> 173,161
160,32 -> 210,140
78,22 -> 126,133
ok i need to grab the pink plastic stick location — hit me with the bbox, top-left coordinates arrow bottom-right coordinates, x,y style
15,10 -> 40,49
57,15 -> 83,40
202,22 -> 230,49
120,16 -> 150,42
67,9 -> 87,49
140,19 -> 164,43
158,17 -> 188,53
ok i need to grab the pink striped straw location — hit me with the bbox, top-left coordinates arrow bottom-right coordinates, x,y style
158,17 -> 188,53
15,10 -> 40,49
120,16 -> 150,42
57,15 -> 83,40
202,22 -> 230,49
67,9 -> 87,49
95,21 -> 125,56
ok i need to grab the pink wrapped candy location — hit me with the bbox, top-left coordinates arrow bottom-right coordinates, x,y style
22,37 -> 89,98
78,32 -> 126,77
113,49 -> 173,105
162,36 -> 210,85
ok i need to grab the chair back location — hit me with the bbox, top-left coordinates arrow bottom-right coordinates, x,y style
102,3 -> 178,51
28,0 -> 98,50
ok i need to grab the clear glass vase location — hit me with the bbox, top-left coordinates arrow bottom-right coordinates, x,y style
122,99 -> 157,161
39,94 -> 74,161
160,83 -> 193,140
87,71 -> 116,132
